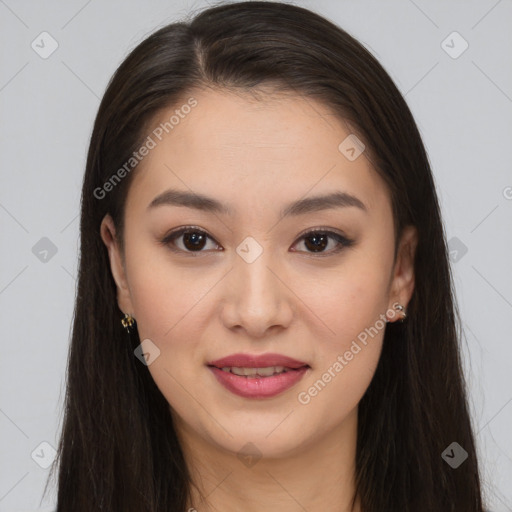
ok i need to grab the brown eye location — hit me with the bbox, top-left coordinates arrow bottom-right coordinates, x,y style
292,230 -> 354,255
162,227 -> 221,254
161,226 -> 353,256
182,231 -> 207,251
303,232 -> 329,252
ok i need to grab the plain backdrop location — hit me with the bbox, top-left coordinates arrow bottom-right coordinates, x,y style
0,0 -> 511,510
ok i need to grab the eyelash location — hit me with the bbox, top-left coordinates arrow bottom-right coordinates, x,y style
160,225 -> 355,257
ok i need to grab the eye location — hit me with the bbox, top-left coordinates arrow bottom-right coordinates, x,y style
291,228 -> 354,255
160,226 -> 354,256
160,226 -> 221,255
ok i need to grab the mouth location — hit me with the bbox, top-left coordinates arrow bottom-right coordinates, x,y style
206,353 -> 311,399
214,365 -> 302,377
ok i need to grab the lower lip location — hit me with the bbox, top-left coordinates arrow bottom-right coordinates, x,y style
208,366 -> 309,399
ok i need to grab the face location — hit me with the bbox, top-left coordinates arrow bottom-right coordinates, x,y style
101,87 -> 417,462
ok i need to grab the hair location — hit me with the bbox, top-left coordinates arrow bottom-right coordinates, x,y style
45,1 -> 486,510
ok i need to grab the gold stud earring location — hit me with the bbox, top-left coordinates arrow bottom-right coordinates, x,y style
121,313 -> 135,333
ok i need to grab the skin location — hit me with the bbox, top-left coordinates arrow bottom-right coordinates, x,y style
101,87 -> 417,512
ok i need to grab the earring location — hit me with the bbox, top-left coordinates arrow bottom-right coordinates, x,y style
121,313 -> 135,333
394,303 -> 407,323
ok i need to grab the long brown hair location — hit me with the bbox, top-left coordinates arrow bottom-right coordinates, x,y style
46,2 -> 485,510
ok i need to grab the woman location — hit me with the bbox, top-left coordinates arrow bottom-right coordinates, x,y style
46,1 -> 486,510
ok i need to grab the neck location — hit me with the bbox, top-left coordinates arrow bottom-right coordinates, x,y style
178,407 -> 361,512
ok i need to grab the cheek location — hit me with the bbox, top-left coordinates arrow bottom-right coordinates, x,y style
306,260 -> 391,350
297,250 -> 391,402
124,243 -> 215,341
124,256 -> 212,414
297,271 -> 387,415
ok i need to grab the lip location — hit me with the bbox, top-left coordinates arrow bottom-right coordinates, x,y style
207,352 -> 310,399
207,352 -> 309,369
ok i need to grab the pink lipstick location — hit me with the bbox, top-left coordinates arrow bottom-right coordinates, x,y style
207,353 -> 310,399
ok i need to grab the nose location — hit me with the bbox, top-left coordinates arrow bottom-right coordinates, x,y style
220,245 -> 294,339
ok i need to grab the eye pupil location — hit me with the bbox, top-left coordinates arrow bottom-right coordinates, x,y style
304,233 -> 328,252
183,232 -> 206,251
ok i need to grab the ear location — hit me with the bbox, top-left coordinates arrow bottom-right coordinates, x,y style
100,214 -> 134,316
387,225 -> 418,322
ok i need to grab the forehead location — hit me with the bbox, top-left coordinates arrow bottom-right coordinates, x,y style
150,87 -> 352,158
126,88 -> 389,216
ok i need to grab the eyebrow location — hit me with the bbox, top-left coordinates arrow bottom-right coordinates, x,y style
147,188 -> 367,217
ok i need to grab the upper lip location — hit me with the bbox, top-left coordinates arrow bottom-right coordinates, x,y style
208,353 -> 309,369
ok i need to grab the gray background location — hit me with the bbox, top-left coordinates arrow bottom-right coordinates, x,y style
0,0 -> 511,510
